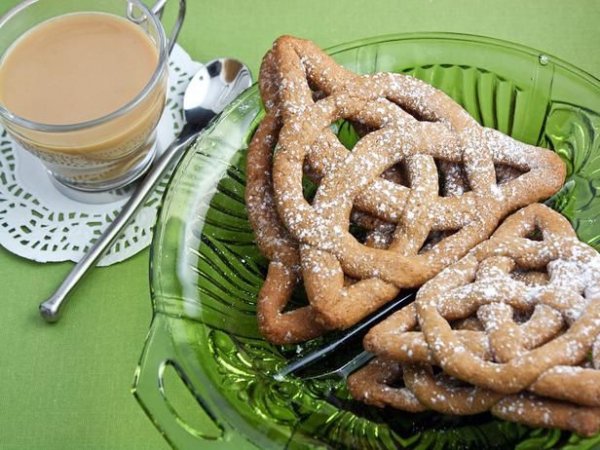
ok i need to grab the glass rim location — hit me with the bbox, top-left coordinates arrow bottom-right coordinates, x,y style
0,0 -> 169,133
325,31 -> 600,87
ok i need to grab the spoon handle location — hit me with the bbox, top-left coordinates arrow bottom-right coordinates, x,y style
39,130 -> 199,322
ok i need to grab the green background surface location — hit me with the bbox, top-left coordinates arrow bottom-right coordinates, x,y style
0,1 -> 598,449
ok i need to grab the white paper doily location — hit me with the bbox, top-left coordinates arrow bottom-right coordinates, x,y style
0,44 -> 202,266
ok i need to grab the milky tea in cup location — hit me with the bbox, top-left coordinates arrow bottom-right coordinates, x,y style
0,2 -> 169,192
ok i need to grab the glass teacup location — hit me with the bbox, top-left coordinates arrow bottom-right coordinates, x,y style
0,0 -> 185,193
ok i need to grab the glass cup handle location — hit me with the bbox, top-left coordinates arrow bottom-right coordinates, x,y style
133,313 -> 239,449
151,0 -> 186,55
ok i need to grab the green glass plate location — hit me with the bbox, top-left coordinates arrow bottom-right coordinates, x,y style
133,33 -> 600,450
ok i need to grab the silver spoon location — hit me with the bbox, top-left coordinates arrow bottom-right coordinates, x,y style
39,58 -> 252,323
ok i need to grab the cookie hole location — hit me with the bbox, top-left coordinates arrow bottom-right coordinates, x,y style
349,213 -> 395,249
302,174 -> 318,203
311,90 -> 327,103
343,275 -> 358,287
306,74 -> 328,101
430,365 -> 446,376
382,162 -> 410,187
435,160 -> 472,197
525,226 -> 544,242
365,227 -> 395,249
335,120 -> 361,150
283,280 -> 310,312
510,267 -> 549,286
348,221 -> 369,244
419,229 -> 460,254
494,163 -> 528,185
386,375 -> 408,390
450,317 -> 484,331
352,120 -> 376,138
512,307 -> 534,324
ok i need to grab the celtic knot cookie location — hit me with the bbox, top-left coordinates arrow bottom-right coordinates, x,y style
351,204 -> 600,436
245,35 -> 566,344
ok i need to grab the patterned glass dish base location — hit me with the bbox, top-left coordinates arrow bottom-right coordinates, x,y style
133,34 -> 600,450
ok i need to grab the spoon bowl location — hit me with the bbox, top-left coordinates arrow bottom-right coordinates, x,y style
182,58 -> 252,134
184,58 -> 252,127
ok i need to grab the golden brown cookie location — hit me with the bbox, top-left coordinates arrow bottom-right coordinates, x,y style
354,204 -> 600,436
246,36 -> 565,343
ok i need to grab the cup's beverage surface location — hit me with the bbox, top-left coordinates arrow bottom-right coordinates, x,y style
0,11 -> 167,191
0,12 -> 159,126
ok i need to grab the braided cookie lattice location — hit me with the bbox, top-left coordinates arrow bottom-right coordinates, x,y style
245,36 -> 565,344
350,204 -> 600,436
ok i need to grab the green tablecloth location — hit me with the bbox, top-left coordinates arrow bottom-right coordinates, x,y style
1,1 -> 598,448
